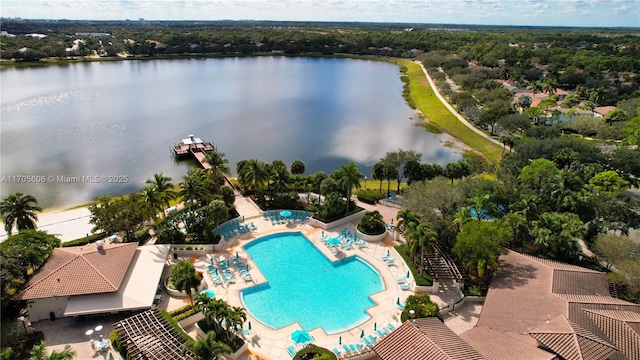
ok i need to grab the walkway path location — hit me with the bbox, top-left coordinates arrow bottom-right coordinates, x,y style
414,60 -> 503,148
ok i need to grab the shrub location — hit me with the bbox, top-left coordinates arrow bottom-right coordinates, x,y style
293,344 -> 337,360
357,211 -> 386,235
61,234 -> 105,247
400,293 -> 441,322
356,189 -> 384,204
169,304 -> 194,317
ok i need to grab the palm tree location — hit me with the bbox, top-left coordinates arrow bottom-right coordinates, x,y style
588,87 -> 607,107
334,162 -> 363,212
371,162 -> 385,194
241,159 -> 268,192
513,194 -> 541,225
29,340 -> 75,360
453,207 -> 474,230
204,150 -> 231,192
290,160 -> 305,175
529,80 -> 543,98
206,200 -> 228,236
138,185 -> 164,221
396,208 -> 419,233
542,78 -> 558,97
270,162 -> 290,194
1,192 -> 42,235
203,298 -> 233,335
179,169 -> 209,208
404,222 -> 437,275
182,332 -> 232,360
224,306 -> 247,342
169,260 -> 202,303
465,191 -> 498,221
194,292 -> 213,312
146,173 -> 177,218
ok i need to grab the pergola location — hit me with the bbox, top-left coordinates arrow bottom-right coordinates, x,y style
113,310 -> 193,360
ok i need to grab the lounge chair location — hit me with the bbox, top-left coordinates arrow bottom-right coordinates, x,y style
287,346 -> 297,357
342,344 -> 351,354
376,329 -> 386,337
349,344 -> 358,353
387,323 -> 396,330
355,343 -> 365,351
363,337 -> 374,347
400,282 -> 411,290
242,328 -> 251,337
385,258 -> 396,266
382,254 -> 392,260
243,275 -> 253,282
397,302 -> 405,310
332,348 -> 341,357
250,222 -> 257,230
368,334 -> 378,343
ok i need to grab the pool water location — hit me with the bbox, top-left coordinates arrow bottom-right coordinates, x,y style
241,232 -> 384,333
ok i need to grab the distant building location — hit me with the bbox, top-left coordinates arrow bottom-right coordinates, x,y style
25,33 -> 47,39
593,106 -> 618,117
75,32 -> 110,39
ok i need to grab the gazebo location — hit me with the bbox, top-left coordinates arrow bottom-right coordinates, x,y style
113,310 -> 193,360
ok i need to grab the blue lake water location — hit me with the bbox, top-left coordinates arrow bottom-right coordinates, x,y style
241,232 -> 383,333
1,57 -> 463,207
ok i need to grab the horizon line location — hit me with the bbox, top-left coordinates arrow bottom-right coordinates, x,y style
2,17 -> 640,30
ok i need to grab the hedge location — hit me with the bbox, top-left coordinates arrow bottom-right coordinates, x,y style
356,189 -> 384,204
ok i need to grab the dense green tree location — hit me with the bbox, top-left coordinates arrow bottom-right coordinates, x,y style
453,221 -> 509,287
592,234 -> 636,270
169,260 -> 202,303
204,150 -> 231,192
89,195 -> 144,242
404,177 -> 465,218
443,161 -> 470,184
532,212 -> 585,261
380,149 -> 422,193
179,169 -> 209,208
1,193 -> 42,235
587,170 -> 629,195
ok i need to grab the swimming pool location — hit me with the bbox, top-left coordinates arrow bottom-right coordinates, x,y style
240,232 -> 384,333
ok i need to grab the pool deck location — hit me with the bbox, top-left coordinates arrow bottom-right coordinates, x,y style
165,194 -> 461,359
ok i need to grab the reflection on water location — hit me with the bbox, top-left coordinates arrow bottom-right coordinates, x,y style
1,57 -> 462,208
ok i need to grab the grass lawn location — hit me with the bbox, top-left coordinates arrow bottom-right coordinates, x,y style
393,60 -> 503,164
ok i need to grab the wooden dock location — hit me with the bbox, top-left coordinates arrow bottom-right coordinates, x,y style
173,135 -> 214,169
190,148 -> 211,170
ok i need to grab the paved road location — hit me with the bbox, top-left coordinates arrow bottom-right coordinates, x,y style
413,60 -> 503,148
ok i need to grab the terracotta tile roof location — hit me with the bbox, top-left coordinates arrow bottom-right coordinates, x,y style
552,270 -> 610,296
594,106 -> 618,115
413,318 -> 484,360
522,254 -> 602,274
460,327 -> 557,360
477,251 -> 568,334
529,315 -> 618,360
14,243 -> 138,300
584,310 -> 640,360
373,319 -> 484,360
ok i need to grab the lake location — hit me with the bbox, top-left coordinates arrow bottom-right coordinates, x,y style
1,57 -> 462,208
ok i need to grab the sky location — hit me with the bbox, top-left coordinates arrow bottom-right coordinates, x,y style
1,0 -> 639,28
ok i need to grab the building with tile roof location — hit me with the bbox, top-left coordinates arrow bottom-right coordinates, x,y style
373,318 -> 484,360
373,250 -> 639,360
15,242 -> 169,322
478,250 -> 640,360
